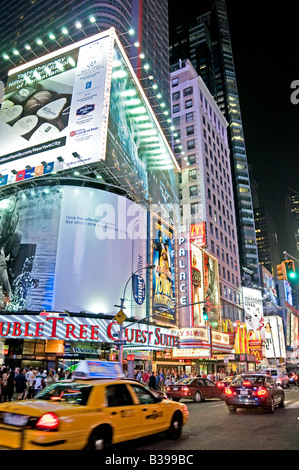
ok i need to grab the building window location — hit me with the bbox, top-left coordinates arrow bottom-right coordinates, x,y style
186,112 -> 193,123
189,169 -> 197,181
185,99 -> 193,109
188,154 -> 196,165
172,77 -> 179,87
189,185 -> 198,198
190,202 -> 198,215
173,103 -> 180,114
172,91 -> 180,101
184,86 -> 193,96
186,125 -> 194,136
187,139 -> 195,150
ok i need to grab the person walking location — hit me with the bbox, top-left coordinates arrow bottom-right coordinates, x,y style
6,369 -> 15,401
149,372 -> 156,390
14,368 -> 27,400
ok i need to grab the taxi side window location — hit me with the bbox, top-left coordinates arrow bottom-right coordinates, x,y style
106,384 -> 133,407
130,384 -> 156,405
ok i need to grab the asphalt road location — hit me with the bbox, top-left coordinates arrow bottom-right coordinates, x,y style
115,386 -> 299,451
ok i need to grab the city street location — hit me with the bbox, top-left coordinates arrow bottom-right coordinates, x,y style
115,387 -> 299,451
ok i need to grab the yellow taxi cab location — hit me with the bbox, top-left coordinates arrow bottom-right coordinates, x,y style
0,361 -> 189,450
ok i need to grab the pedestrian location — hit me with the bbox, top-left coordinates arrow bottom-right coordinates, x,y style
136,370 -> 142,381
46,370 -> 55,386
0,367 -> 9,402
155,372 -> 161,390
6,369 -> 15,401
149,372 -> 156,389
34,368 -> 46,395
27,370 -> 37,399
142,370 -> 150,386
14,368 -> 27,399
164,376 -> 171,387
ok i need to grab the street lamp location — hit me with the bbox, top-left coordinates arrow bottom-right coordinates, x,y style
116,264 -> 155,369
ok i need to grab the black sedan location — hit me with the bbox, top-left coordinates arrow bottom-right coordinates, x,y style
224,373 -> 285,413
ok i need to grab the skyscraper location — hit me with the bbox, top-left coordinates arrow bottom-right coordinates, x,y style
285,188 -> 299,258
169,0 -> 260,287
171,60 -> 243,322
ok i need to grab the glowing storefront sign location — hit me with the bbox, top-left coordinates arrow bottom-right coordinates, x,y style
190,222 -> 206,248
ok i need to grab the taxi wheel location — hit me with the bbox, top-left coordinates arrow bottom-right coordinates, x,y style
86,426 -> 112,450
167,411 -> 183,440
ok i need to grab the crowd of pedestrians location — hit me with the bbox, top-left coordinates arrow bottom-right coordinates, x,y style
134,368 -> 226,390
0,365 -> 72,402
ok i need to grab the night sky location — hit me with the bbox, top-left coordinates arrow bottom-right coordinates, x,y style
169,0 -> 299,254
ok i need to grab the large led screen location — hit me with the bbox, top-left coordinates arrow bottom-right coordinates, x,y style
0,185 -> 147,317
0,30 -> 113,185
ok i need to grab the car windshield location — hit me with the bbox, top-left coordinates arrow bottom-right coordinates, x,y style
231,375 -> 264,387
175,378 -> 194,385
35,382 -> 92,405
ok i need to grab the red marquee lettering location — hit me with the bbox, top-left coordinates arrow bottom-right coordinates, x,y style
35,323 -> 44,337
79,325 -> 88,340
91,325 -> 99,340
12,322 -> 22,337
0,322 -> 10,336
24,322 -> 33,337
65,323 -> 79,339
46,317 -> 64,338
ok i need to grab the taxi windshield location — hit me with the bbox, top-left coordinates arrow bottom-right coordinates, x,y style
35,382 -> 92,405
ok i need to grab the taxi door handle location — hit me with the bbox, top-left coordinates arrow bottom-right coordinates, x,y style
111,411 -> 117,415
142,408 -> 147,411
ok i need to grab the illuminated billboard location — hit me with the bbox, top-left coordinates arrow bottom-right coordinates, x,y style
190,243 -> 220,327
0,31 -> 114,184
151,215 -> 176,326
0,184 -> 147,317
243,287 -> 265,340
264,315 -> 286,359
0,28 -> 179,223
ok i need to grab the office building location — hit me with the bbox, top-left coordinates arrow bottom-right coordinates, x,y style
169,0 -> 260,286
171,60 -> 243,321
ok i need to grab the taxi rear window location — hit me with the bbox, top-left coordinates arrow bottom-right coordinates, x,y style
35,383 -> 92,405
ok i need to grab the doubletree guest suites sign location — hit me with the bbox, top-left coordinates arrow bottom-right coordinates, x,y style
0,314 -> 179,348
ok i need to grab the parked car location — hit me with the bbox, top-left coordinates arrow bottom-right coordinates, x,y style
166,377 -> 223,402
224,373 -> 285,413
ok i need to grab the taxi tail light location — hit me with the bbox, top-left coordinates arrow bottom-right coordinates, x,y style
36,413 -> 59,431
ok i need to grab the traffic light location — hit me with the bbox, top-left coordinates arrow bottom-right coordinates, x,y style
202,307 -> 209,321
284,260 -> 296,281
277,263 -> 286,280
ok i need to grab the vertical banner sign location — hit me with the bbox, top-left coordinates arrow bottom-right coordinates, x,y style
243,287 -> 265,340
152,215 -> 176,325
